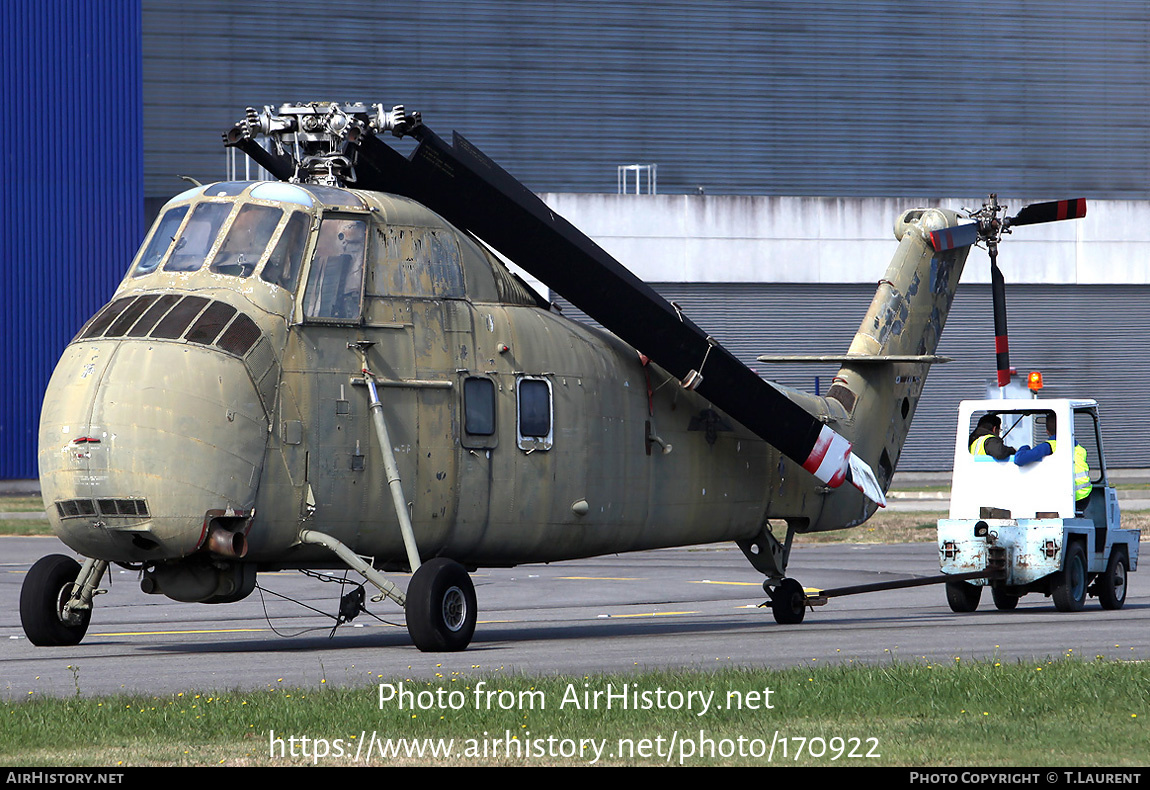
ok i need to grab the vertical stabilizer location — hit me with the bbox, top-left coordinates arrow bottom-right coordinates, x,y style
825,208 -> 972,503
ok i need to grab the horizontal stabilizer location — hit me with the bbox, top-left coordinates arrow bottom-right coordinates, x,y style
756,354 -> 951,365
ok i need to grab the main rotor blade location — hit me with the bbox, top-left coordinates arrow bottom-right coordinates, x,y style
929,222 -> 979,252
349,128 -> 872,499
1008,198 -> 1087,227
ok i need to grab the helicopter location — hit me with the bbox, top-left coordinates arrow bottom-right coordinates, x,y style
20,102 -> 1087,652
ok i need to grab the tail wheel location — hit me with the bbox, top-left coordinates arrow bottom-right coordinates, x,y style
770,578 -> 807,625
945,581 -> 982,613
405,558 -> 477,652
20,555 -> 91,647
1098,549 -> 1128,610
1052,542 -> 1087,612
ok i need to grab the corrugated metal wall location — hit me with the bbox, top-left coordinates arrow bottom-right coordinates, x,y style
1,1 -> 144,478
5,2 -> 1147,478
143,0 -> 1150,202
554,284 -> 1150,471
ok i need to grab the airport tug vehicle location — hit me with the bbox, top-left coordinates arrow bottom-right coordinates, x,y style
938,393 -> 1139,612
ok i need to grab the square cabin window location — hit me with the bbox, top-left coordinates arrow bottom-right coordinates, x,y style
517,377 -> 553,451
464,377 -> 496,436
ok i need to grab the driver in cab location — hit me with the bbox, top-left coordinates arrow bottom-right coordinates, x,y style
1013,412 -> 1092,509
968,414 -> 1017,460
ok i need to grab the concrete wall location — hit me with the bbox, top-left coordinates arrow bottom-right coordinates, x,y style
540,194 -> 1150,286
536,193 -> 1150,470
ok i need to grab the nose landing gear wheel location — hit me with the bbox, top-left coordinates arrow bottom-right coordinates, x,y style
20,555 -> 91,647
770,578 -> 807,625
405,558 -> 477,652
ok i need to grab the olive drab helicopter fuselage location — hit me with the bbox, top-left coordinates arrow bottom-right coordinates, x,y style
43,182 -> 791,567
21,102 -> 1081,652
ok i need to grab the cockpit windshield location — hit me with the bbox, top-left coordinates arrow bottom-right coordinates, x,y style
133,206 -> 188,277
165,202 -> 231,273
260,212 -> 310,291
208,204 -> 282,278
129,191 -> 312,291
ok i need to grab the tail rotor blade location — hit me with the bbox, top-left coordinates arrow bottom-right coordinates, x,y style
929,222 -> 980,252
1009,198 -> 1087,227
991,257 -> 1011,388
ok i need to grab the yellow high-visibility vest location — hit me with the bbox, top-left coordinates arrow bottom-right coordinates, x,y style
1049,440 -> 1091,501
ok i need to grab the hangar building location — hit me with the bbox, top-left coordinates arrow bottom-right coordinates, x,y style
3,0 -> 1147,477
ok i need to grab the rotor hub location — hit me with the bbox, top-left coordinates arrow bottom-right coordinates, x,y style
223,101 -> 422,187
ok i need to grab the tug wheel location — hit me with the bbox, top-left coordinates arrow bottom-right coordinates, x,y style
1098,549 -> 1128,611
1052,542 -> 1087,612
20,555 -> 90,647
945,581 -> 982,613
991,586 -> 1020,611
405,558 -> 477,652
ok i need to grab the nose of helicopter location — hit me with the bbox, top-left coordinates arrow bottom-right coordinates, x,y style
39,338 -> 270,563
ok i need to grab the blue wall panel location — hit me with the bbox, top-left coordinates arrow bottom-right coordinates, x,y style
1,1 -> 144,479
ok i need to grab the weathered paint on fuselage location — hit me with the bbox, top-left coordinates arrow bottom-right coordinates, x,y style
259,297 -> 782,568
39,183 -> 971,589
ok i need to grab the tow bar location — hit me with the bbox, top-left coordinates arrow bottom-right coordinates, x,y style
804,548 -> 1007,608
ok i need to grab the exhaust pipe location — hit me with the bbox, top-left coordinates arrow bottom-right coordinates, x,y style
203,509 -> 252,558
209,526 -> 248,558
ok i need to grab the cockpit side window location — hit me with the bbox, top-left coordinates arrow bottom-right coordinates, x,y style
261,211 -> 310,292
132,206 -> 188,277
302,217 -> 368,321
208,204 -> 282,278
375,226 -> 465,298
164,202 -> 231,273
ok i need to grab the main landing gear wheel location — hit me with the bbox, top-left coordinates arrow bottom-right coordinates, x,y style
20,555 -> 91,647
405,558 -> 477,652
770,578 -> 807,625
1052,542 -> 1087,612
1098,550 -> 1128,611
945,581 -> 982,613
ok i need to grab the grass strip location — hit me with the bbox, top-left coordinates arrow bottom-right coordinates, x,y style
4,659 -> 1147,766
